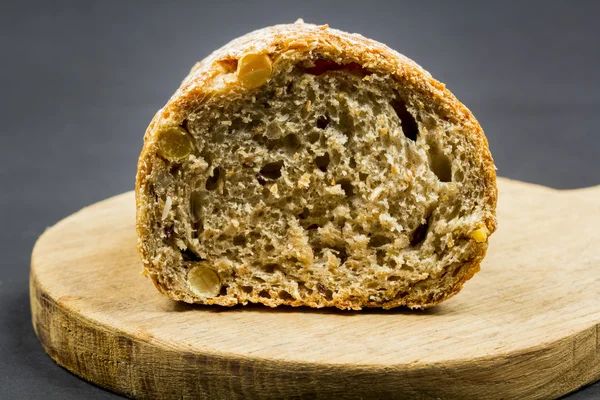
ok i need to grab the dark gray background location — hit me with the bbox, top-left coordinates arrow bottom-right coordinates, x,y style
1,0 -> 598,398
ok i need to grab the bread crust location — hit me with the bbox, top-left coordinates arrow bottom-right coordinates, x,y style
136,22 -> 497,309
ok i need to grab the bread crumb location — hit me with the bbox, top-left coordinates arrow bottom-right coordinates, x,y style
447,237 -> 455,248
370,186 -> 384,201
270,183 -> 279,197
326,185 -> 345,196
379,212 -> 403,232
332,205 -> 351,219
191,157 -> 209,171
298,173 -> 311,188
325,250 -> 341,269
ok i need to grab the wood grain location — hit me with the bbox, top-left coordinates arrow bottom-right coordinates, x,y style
30,178 -> 600,399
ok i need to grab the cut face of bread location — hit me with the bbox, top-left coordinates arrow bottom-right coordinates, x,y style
136,23 -> 497,310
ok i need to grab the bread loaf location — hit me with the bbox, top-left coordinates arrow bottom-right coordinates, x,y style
135,21 -> 497,310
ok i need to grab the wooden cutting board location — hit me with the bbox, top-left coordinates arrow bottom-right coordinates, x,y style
30,178 -> 600,400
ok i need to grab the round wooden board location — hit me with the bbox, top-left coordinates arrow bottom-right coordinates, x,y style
30,178 -> 600,400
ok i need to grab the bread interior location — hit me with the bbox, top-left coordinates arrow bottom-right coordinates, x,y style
147,59 -> 488,307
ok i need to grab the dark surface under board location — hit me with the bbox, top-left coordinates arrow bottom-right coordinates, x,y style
1,0 -> 599,398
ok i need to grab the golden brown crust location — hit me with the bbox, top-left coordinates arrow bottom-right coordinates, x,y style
135,22 -> 497,309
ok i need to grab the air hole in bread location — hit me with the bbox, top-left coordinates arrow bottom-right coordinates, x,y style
376,249 -> 386,265
369,235 -> 392,248
315,152 -> 330,172
258,289 -> 271,298
263,264 -> 279,274
401,264 -> 415,272
349,157 -> 357,168
193,220 -> 204,235
298,207 -> 310,220
180,119 -> 189,131
306,224 -> 319,230
317,283 -> 334,301
359,172 -> 369,181
454,169 -> 464,182
429,145 -> 452,182
392,99 -> 419,141
411,217 -> 430,246
169,164 -> 181,175
316,115 -> 330,129
331,246 -> 348,264
338,180 -> 354,196
282,134 -> 301,150
307,132 -> 321,143
252,134 -> 267,144
452,266 -> 463,277
233,235 -> 246,246
240,285 -> 253,294
304,59 -> 346,75
219,285 -> 228,296
268,141 -> 280,151
259,161 -> 283,180
303,59 -> 369,77
200,150 -> 215,164
181,249 -> 203,262
205,167 -> 221,190
256,174 -> 267,186
278,290 -> 295,301
190,191 -> 203,221
264,244 -> 275,252
217,58 -> 238,73
394,291 -> 409,300
387,275 -> 401,281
